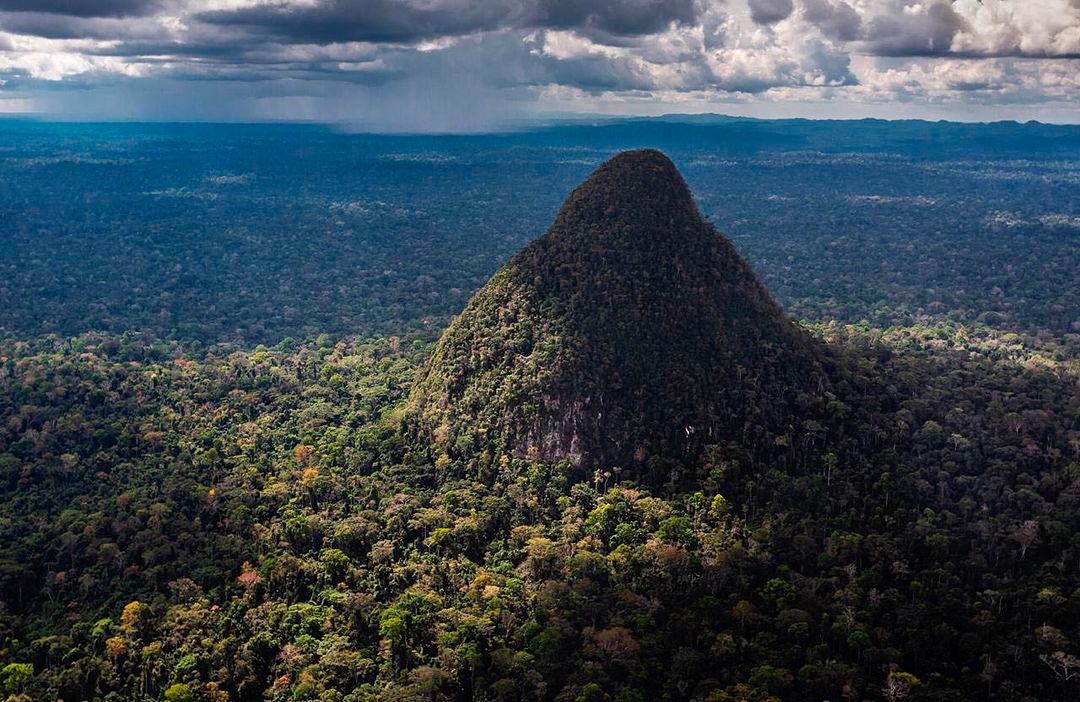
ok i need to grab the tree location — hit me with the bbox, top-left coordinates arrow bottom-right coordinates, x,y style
0,664 -> 33,695
882,671 -> 919,702
592,626 -> 640,668
732,600 -> 755,631
657,516 -> 694,546
164,683 -> 194,702
1012,520 -> 1040,559
1040,651 -> 1080,684
120,600 -> 144,634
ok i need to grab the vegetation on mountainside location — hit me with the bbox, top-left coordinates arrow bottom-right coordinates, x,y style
408,151 -> 823,472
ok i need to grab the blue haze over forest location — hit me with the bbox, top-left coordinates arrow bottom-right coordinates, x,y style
2,115 -> 1077,349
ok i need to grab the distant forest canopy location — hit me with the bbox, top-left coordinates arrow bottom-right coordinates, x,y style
0,117 -> 1077,352
0,123 -> 1078,702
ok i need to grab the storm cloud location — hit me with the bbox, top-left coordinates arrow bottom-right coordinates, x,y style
748,0 -> 795,25
863,1 -> 968,56
0,0 -> 156,17
0,0 -> 1077,127
802,0 -> 862,42
197,0 -> 698,44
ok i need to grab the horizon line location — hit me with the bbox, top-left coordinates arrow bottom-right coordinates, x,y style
1,111 -> 1078,135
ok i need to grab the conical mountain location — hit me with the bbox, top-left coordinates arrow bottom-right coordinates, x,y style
408,149 -> 824,474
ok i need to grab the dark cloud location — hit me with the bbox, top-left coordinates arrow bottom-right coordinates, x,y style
199,0 -> 515,45
864,1 -> 968,56
532,54 -> 657,92
536,0 -> 696,37
801,0 -> 861,41
198,0 -> 697,45
0,0 -> 155,18
802,36 -> 857,85
748,0 -> 794,25
0,11 -> 166,39
946,77 -> 994,91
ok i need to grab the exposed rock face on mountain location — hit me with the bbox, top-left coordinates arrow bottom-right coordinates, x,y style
408,149 -> 825,474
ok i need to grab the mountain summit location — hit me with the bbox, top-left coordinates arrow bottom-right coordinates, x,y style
408,149 -> 823,475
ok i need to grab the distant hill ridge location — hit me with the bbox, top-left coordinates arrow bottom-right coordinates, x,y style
408,149 -> 825,476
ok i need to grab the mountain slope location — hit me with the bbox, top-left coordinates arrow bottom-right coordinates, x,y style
408,149 -> 824,473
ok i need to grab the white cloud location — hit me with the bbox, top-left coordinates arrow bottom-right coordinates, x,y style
0,31 -> 144,79
0,49 -> 143,79
949,0 -> 1080,56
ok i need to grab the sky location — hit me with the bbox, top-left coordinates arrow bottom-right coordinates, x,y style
0,0 -> 1078,130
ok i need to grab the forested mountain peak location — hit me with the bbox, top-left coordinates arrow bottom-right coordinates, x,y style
407,149 -> 825,476
544,148 -> 699,247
